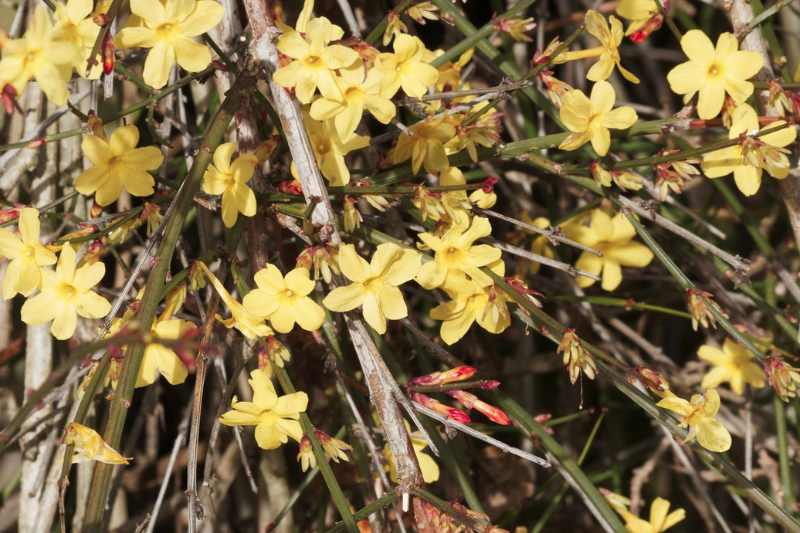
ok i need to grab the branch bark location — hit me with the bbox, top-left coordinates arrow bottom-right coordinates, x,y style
243,0 -> 424,494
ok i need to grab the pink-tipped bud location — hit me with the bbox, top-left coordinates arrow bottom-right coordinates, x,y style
409,365 -> 477,387
102,31 -> 115,75
412,392 -> 471,424
448,390 -> 511,426
2,83 -> 17,114
481,175 -> 499,193
480,380 -> 501,390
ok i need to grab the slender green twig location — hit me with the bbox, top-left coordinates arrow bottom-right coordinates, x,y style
81,75 -> 251,533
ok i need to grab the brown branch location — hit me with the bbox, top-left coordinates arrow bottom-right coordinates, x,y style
242,0 -> 424,497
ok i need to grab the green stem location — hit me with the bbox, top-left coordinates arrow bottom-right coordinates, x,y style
364,0 -> 414,44
81,75 -> 250,533
273,368 -> 359,533
0,68 -> 214,153
493,394 -> 625,532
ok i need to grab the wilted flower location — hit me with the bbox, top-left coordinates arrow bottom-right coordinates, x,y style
407,2 -> 439,25
629,367 -> 670,397
296,244 -> 340,283
765,356 -> 800,402
494,17 -> 536,42
297,430 -> 352,471
686,288 -> 721,331
655,153 -> 700,199
412,186 -> 447,222
343,196 -> 362,232
558,328 -> 597,384
591,162 -> 643,191
65,422 -> 130,464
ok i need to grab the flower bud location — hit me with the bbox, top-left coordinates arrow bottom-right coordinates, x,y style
409,366 -> 477,387
448,390 -> 511,425
412,392 -> 471,424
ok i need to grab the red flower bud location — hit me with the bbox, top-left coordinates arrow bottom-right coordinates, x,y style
448,390 -> 511,426
409,366 -> 477,387
411,392 -> 471,424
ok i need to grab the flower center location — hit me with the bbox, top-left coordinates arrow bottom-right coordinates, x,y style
707,62 -> 722,78
155,22 -> 179,41
344,86 -> 363,102
315,138 -> 331,155
21,245 -> 36,259
304,55 -> 322,67
363,277 -> 384,293
439,245 -> 466,265
56,282 -> 78,301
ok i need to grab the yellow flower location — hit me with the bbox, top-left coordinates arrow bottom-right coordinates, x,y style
21,243 -> 111,340
375,33 -> 439,98
384,425 -> 439,483
529,217 -> 555,274
137,318 -> 194,387
303,112 -> 369,186
469,188 -> 496,209
272,16 -> 359,104
698,338 -> 766,395
202,142 -> 258,227
75,125 -> 164,206
557,11 -> 639,83
416,216 -> 502,290
622,497 -> 686,533
666,30 -> 763,120
0,208 -> 57,299
567,209 -> 653,291
390,117 -> 456,175
657,389 -> 732,453
616,0 -> 658,37
53,0 -> 102,78
0,6 -> 79,104
64,422 -> 130,465
430,269 -> 511,345
702,104 -> 797,196
219,368 -> 308,450
197,261 -> 273,339
242,264 -> 325,333
115,0 -> 223,89
323,243 -> 420,334
309,62 -> 396,141
559,81 -> 637,156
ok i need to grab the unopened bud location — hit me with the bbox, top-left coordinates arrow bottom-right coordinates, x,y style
448,390 -> 511,425
409,365 -> 476,387
412,392 -> 471,424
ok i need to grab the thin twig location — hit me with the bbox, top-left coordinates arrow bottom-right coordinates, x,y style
477,207 -> 602,255
491,240 -> 601,280
145,405 -> 192,533
616,195 -> 750,274
413,402 -> 550,468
